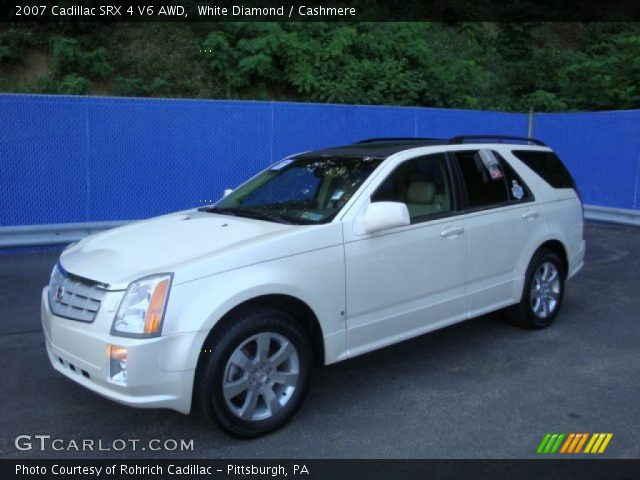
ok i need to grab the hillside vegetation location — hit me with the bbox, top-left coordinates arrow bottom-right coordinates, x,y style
1,22 -> 639,111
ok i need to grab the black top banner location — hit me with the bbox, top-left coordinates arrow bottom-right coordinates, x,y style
3,459 -> 640,480
1,0 -> 640,22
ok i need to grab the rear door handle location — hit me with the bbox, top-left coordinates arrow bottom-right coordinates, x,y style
440,226 -> 465,238
522,211 -> 540,220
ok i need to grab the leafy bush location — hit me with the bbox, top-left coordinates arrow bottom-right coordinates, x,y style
52,37 -> 112,79
2,22 -> 640,111
57,73 -> 92,95
0,28 -> 28,64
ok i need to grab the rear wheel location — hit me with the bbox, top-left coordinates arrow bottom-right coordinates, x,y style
506,249 -> 565,329
196,306 -> 312,438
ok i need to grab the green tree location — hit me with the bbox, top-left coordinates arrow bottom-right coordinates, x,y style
2,22 -> 640,112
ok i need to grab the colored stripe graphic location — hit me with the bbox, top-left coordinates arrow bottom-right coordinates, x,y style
566,433 -> 584,453
537,434 -> 552,453
598,433 -> 614,453
537,433 -> 565,453
550,433 -> 565,453
540,433 -> 613,454
560,433 -> 575,453
544,434 -> 558,453
585,433 -> 614,454
563,433 -> 585,453
584,434 -> 598,453
574,433 -> 589,453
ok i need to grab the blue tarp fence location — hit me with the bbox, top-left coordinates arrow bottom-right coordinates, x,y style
1,94 -> 639,227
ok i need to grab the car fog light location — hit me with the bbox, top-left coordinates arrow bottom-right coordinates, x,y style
108,345 -> 128,385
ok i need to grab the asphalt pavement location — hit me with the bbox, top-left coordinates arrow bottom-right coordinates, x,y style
0,222 -> 638,459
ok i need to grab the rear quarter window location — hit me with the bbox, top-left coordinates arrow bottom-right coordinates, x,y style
511,150 -> 576,189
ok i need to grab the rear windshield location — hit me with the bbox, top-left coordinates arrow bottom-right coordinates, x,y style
511,150 -> 576,189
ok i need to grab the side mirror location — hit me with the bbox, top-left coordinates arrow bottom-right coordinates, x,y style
223,188 -> 233,198
362,202 -> 410,234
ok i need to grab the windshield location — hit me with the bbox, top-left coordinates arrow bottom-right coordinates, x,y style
206,156 -> 382,224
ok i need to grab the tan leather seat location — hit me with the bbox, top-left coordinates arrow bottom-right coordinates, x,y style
405,181 -> 445,218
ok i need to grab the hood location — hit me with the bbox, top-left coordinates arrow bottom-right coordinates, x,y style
60,210 -> 293,288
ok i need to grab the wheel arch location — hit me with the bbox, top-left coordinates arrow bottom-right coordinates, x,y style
536,239 -> 569,278
196,293 -> 326,371
507,237 -> 568,329
513,237 -> 570,304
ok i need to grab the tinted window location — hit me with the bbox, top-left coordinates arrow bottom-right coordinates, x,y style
455,150 -> 509,208
216,156 -> 381,224
371,153 -> 453,222
512,150 -> 576,189
500,154 -> 533,202
239,166 -> 321,206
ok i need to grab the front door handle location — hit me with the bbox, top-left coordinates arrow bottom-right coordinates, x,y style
522,211 -> 540,220
440,226 -> 465,238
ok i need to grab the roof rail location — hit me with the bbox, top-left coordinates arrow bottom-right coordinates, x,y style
448,135 -> 546,146
356,137 -> 445,144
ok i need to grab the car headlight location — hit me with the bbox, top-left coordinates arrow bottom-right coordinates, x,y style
111,273 -> 173,338
48,263 -> 65,308
49,262 -> 64,288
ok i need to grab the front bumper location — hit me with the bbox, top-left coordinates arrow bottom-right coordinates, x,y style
41,287 -> 201,414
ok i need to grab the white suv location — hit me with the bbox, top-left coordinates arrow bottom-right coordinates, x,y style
42,136 -> 585,437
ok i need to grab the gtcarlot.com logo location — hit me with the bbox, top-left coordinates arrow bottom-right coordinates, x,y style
14,435 -> 194,452
537,432 -> 613,454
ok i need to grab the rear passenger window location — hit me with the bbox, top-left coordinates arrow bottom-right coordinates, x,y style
511,150 -> 576,189
455,150 -> 508,208
455,149 -> 532,209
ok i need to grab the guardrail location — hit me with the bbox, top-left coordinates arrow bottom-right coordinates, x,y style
583,205 -> 640,227
0,221 -> 131,247
0,205 -> 638,248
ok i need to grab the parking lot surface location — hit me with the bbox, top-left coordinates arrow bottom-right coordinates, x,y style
0,222 -> 638,459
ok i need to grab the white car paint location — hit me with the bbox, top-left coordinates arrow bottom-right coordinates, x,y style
42,142 -> 585,415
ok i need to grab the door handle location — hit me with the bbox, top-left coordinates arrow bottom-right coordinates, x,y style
440,226 -> 465,238
522,211 -> 539,220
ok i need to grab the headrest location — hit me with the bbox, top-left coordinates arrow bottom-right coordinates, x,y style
407,181 -> 436,204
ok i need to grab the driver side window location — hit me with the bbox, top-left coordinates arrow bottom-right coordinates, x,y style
371,153 -> 453,223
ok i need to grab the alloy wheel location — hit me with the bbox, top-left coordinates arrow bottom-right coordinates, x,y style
530,261 -> 561,319
222,332 -> 300,422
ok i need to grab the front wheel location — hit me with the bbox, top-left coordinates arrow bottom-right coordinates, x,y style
506,249 -> 565,329
196,306 -> 312,438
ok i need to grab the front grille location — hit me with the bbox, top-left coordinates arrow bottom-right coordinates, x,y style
48,266 -> 107,323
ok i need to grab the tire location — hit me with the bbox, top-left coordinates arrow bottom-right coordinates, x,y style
506,249 -> 565,329
195,305 -> 312,438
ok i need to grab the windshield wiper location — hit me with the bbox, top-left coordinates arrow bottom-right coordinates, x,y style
197,206 -> 239,216
199,206 -> 297,225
